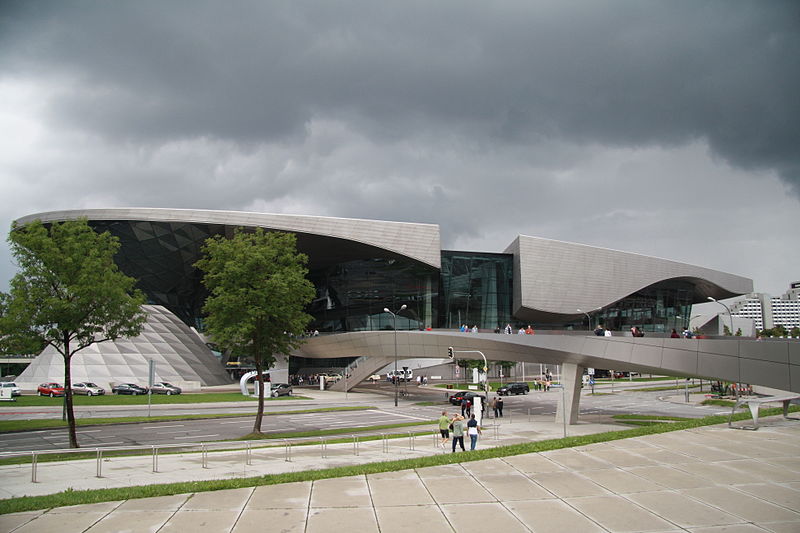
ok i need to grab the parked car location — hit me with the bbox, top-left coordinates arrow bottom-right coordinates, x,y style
0,382 -> 21,397
72,382 -> 105,396
38,383 -> 65,397
270,383 -> 293,397
497,382 -> 530,396
448,390 -> 486,405
149,382 -> 182,395
111,383 -> 148,395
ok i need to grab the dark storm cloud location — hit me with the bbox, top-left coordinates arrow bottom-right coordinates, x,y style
1,0 -> 798,193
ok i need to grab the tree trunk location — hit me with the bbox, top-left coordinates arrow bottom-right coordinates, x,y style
253,356 -> 265,434
63,335 -> 79,448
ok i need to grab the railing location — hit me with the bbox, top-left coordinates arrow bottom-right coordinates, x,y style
0,425 -> 509,486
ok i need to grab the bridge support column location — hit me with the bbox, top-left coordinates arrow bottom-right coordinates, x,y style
555,363 -> 583,425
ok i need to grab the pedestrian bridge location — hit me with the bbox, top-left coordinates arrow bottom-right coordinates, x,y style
294,330 -> 799,423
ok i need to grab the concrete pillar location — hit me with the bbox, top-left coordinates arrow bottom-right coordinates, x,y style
555,363 -> 584,425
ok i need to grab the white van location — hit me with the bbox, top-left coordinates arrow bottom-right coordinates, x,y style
386,369 -> 413,382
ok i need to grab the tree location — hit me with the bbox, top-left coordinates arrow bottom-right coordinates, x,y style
0,219 -> 147,448
723,325 -> 732,336
195,229 -> 314,434
495,360 -> 516,384
790,327 -> 800,338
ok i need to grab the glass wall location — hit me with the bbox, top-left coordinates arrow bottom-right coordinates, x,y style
308,258 -> 437,332
595,281 -> 694,333
439,251 -> 513,330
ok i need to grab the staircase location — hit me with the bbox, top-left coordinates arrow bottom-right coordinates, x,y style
327,355 -> 395,392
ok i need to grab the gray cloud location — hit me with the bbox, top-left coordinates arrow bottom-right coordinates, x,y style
0,1 -> 798,296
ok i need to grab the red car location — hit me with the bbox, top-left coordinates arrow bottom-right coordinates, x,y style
38,382 -> 65,397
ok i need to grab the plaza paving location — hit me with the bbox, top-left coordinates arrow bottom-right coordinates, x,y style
1,413 -> 799,532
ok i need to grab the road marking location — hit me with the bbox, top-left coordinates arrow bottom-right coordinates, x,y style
174,434 -> 219,439
376,410 -> 435,421
142,425 -> 184,429
78,430 -> 102,433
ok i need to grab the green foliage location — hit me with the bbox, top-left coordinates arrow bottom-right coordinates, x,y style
195,229 -> 315,433
723,324 -> 732,336
735,328 -> 742,336
791,326 -> 800,338
0,219 -> 147,447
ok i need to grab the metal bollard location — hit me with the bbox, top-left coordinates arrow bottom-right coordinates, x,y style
408,432 -> 415,451
528,407 -> 532,422
352,435 -> 359,456
433,431 -> 439,447
494,424 -> 499,441
31,451 -> 38,483
246,441 -> 252,466
284,439 -> 292,462
382,433 -> 389,453
152,446 -> 159,473
96,448 -> 103,478
320,437 -> 327,458
202,443 -> 208,468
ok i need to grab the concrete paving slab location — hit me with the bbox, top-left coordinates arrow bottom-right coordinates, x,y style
625,465 -> 715,489
181,487 -> 253,511
309,475 -> 371,508
717,459 -> 800,483
584,448 -> 659,467
626,491 -> 744,528
669,461 -> 756,485
640,448 -> 695,464
682,486 -> 800,523
368,474 -> 435,507
541,448 -> 611,470
306,506 -> 378,532
505,499 -> 607,533
685,525 -> 777,533
84,510 -> 175,533
441,502 -> 530,531
247,481 -> 311,509
580,467 -> 668,493
114,493 -> 190,511
502,453 -> 565,475
10,511 -> 110,533
759,522 -> 800,533
733,483 -> 800,510
0,511 -> 42,532
529,471 -> 610,498
374,505 -> 453,533
460,457 -> 515,476
762,457 -> 800,472
565,494 -> 678,532
47,501 -> 123,514
423,472 -> 496,503
415,463 -> 469,479
471,473 -> 555,501
157,509 -> 240,532
232,508 -> 307,533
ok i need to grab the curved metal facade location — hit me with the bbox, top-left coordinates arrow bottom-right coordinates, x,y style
505,235 -> 753,328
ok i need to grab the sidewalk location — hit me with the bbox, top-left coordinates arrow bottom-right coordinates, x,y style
2,416 -> 799,532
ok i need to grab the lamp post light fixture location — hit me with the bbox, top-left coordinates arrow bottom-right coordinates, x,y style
384,304 -> 407,407
707,297 -> 734,336
577,307 -> 601,331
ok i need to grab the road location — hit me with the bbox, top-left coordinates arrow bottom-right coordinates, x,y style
0,381 -> 730,452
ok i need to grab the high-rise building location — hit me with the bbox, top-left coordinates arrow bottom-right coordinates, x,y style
729,281 -> 800,330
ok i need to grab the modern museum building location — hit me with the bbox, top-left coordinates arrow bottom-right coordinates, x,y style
12,208 -> 753,391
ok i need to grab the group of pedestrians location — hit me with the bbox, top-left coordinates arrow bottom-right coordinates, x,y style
438,410 -> 482,452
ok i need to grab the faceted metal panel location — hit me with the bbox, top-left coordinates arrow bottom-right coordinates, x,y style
739,340 -> 790,364
16,305 -> 230,391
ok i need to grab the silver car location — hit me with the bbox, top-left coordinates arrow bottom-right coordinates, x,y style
72,382 -> 105,396
149,382 -> 182,395
0,382 -> 21,397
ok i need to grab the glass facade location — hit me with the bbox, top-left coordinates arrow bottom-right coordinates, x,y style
438,251 -> 514,330
308,258 -> 437,332
593,281 -> 694,333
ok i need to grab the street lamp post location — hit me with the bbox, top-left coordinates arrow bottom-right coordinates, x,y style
707,297 -> 734,336
384,304 -> 407,407
577,309 -> 591,331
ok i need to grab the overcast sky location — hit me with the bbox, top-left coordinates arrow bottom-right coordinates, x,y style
0,1 -> 798,298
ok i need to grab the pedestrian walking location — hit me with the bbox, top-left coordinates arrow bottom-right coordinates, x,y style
451,415 -> 466,452
491,397 -> 498,418
496,396 -> 504,417
437,410 -> 450,447
467,414 -> 482,450
461,397 -> 468,416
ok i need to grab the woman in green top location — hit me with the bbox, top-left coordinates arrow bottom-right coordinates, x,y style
438,411 -> 451,447
451,415 -> 466,452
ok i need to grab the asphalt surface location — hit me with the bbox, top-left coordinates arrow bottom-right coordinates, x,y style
0,380 -> 731,453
